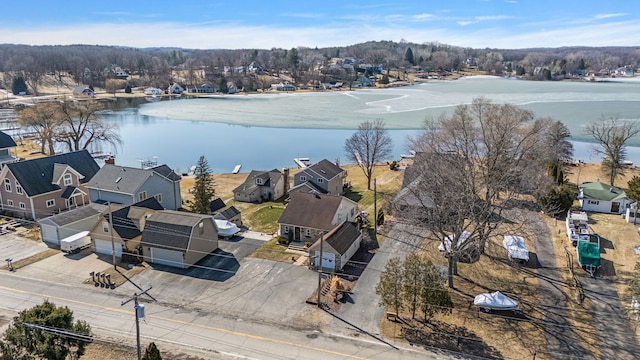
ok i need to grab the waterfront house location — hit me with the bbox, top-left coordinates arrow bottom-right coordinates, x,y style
186,84 -> 214,93
0,131 -> 18,167
307,221 -> 362,272
290,159 -> 347,196
578,181 -> 632,214
72,86 -> 95,97
168,83 -> 184,94
0,150 -> 99,219
141,210 -> 219,269
277,192 -> 359,243
233,169 -> 285,203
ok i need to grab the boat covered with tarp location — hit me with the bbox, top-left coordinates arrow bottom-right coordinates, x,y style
473,291 -> 520,313
577,239 -> 601,277
502,235 -> 529,263
214,219 -> 241,238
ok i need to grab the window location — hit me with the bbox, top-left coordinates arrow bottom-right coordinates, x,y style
4,179 -> 10,192
19,202 -> 25,209
46,199 -> 55,208
138,191 -> 147,201
103,221 -> 109,232
6,199 -> 12,207
15,182 -> 22,195
317,178 -> 324,183
199,221 -> 204,234
63,174 -> 72,186
305,229 -> 311,237
588,200 -> 600,205
300,176 -> 306,182
154,194 -> 162,203
283,226 -> 289,234
255,178 -> 263,185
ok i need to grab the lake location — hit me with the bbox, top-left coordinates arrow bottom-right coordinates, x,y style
101,76 -> 640,174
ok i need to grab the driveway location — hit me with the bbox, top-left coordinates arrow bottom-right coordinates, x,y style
0,233 -> 49,264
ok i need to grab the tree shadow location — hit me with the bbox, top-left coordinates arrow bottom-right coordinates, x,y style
344,189 -> 363,203
596,234 -> 614,252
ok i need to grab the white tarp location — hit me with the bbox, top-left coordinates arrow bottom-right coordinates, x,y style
214,219 -> 240,238
473,291 -> 519,310
502,235 -> 530,262
439,231 -> 471,252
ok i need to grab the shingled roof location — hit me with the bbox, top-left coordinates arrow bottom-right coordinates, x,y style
141,210 -> 211,251
0,131 -> 16,148
278,192 -> 348,231
85,164 -> 179,194
6,150 -> 99,196
322,221 -> 361,256
306,159 -> 343,180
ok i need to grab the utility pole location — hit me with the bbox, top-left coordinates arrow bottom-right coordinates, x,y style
374,178 -> 377,235
109,201 -> 116,270
316,232 -> 324,308
122,287 -> 153,360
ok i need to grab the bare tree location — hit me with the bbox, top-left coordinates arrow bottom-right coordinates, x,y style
585,116 -> 640,186
17,102 -> 61,155
395,98 -> 546,288
344,119 -> 393,190
55,100 -> 122,153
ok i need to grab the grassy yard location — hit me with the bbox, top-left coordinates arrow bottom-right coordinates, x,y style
248,237 -> 295,263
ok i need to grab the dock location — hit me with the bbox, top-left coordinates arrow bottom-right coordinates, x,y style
232,164 -> 241,174
294,157 -> 310,168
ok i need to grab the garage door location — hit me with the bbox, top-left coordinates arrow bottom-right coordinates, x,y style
314,251 -> 335,271
150,247 -> 184,268
40,224 -> 59,245
94,239 -> 122,257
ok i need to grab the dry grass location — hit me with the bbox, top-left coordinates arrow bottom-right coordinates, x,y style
565,162 -> 640,188
2,249 -> 60,271
81,262 -> 149,288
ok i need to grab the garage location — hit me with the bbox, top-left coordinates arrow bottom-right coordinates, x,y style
313,251 -> 335,272
150,247 -> 184,268
94,239 -> 122,257
40,224 -> 59,245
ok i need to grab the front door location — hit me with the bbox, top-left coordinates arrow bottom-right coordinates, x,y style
611,202 -> 620,213
294,227 -> 300,241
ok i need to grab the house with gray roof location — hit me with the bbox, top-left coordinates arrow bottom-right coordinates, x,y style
578,181 -> 632,214
0,130 -> 18,167
233,169 -> 285,203
90,197 -> 163,259
140,210 -> 218,269
277,192 -> 359,243
0,150 -> 99,219
308,221 -> 362,272
290,159 -> 347,196
38,203 -> 108,245
85,164 -> 182,210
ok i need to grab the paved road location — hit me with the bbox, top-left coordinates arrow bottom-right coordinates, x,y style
332,223 -> 426,337
526,211 -> 592,359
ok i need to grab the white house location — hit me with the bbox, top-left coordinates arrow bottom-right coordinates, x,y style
578,181 -> 632,214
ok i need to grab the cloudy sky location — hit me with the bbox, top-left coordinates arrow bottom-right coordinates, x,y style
1,0 -> 638,49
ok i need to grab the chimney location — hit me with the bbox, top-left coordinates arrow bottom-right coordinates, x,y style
104,156 -> 115,165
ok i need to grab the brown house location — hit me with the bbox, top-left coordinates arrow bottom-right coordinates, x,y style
0,150 -> 99,219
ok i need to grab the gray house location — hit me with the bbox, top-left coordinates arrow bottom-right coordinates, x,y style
85,164 -> 182,210
38,203 -> 108,245
233,169 -> 285,203
290,159 -> 347,195
307,221 -> 362,272
141,210 -> 219,269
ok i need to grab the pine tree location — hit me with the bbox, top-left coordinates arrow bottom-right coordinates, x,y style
404,47 -> 415,65
11,76 -> 28,95
189,156 -> 215,214
142,342 -> 162,360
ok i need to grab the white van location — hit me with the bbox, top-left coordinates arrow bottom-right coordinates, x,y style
60,231 -> 91,254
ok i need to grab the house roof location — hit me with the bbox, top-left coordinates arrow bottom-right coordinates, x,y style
0,131 -> 16,148
85,164 -> 179,194
311,221 -> 361,256
579,181 -> 628,202
233,169 -> 283,194
278,192 -> 352,231
209,198 -> 226,213
6,150 -> 99,197
289,181 -> 327,194
218,206 -> 240,220
141,210 -> 211,251
306,159 -> 343,180
105,198 -> 163,241
38,203 -> 107,227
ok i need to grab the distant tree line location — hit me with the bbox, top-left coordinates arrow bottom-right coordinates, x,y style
0,41 -> 638,96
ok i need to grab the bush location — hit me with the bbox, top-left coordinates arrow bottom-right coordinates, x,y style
277,236 -> 291,245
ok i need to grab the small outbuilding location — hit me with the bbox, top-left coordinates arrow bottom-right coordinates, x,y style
307,221 -> 362,272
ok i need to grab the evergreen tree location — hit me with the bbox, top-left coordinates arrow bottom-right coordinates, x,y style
403,254 -> 421,319
125,84 -> 132,93
142,342 -> 162,360
0,300 -> 91,360
189,155 -> 215,214
375,257 -> 404,314
404,47 -> 415,65
417,258 -> 453,322
218,77 -> 228,94
11,76 -> 28,95
627,176 -> 640,222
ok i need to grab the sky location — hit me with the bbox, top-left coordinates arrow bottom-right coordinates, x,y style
0,1 -> 638,50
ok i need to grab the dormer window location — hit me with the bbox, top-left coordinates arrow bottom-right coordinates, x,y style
317,178 -> 324,183
300,176 -> 306,182
63,173 -> 72,186
256,178 -> 263,185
